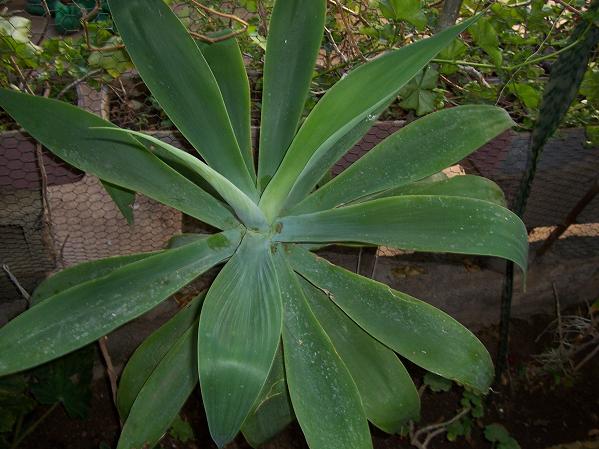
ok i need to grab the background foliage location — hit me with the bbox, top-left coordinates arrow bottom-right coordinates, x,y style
0,0 -> 597,138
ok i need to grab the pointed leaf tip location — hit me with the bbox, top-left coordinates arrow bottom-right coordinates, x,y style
260,16 -> 479,219
287,245 -> 494,393
108,0 -> 256,197
258,0 -> 327,191
199,234 -> 282,446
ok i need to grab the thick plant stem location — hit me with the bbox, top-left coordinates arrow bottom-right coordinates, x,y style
497,261 -> 515,380
98,336 -> 120,423
436,0 -> 463,32
496,126 -> 541,381
495,4 -> 599,380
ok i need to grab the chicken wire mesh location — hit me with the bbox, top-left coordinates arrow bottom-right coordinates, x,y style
0,0 -> 598,303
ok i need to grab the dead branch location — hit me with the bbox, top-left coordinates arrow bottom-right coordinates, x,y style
410,407 -> 471,449
98,336 -> 122,427
2,264 -> 31,304
189,0 -> 249,43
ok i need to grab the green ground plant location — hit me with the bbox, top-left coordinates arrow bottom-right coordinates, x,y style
408,374 -> 521,448
0,346 -> 94,449
484,423 -> 521,449
0,0 -> 528,448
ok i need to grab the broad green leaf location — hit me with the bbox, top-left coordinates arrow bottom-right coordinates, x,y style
580,66 -> 599,107
278,196 -> 528,274
31,252 -> 158,305
249,31 -> 267,51
86,36 -> 133,77
399,67 -> 439,116
108,0 -> 256,198
370,175 -> 506,206
284,101 -> 392,211
484,424 -> 520,448
0,16 -> 41,66
0,375 -> 36,433
470,17 -> 502,66
531,15 -> 599,155
118,323 -> 199,449
438,39 -> 467,75
490,2 -> 526,24
0,88 -> 238,230
198,234 -> 282,447
117,292 -> 204,419
586,125 -> 599,146
198,33 -> 254,178
291,105 -> 513,214
301,281 -> 420,433
242,348 -> 294,448
95,128 -> 267,231
167,233 -> 210,249
274,250 -> 373,449
408,171 -> 448,184
423,373 -> 452,392
169,415 -> 195,443
31,345 -> 94,419
379,0 -> 427,29
259,17 -> 478,220
144,138 -> 220,199
484,423 -> 511,443
101,180 -> 135,225
0,229 -> 242,376
508,83 -> 541,110
287,246 -> 494,392
257,0 -> 326,191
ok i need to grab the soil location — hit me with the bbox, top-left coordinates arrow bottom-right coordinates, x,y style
18,312 -> 599,449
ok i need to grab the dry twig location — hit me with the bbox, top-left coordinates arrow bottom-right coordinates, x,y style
82,0 -> 125,52
325,26 -> 348,63
98,336 -> 122,426
326,0 -> 370,26
333,0 -> 365,61
56,69 -> 102,100
410,408 -> 471,449
554,0 -> 582,16
529,291 -> 598,381
35,84 -> 60,266
34,0 -> 52,46
189,0 -> 249,43
2,264 -> 31,304
9,56 -> 33,94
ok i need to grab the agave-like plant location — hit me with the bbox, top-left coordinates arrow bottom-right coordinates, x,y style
0,1 -> 527,448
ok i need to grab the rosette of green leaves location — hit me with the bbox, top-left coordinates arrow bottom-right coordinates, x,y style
0,1 -> 527,448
